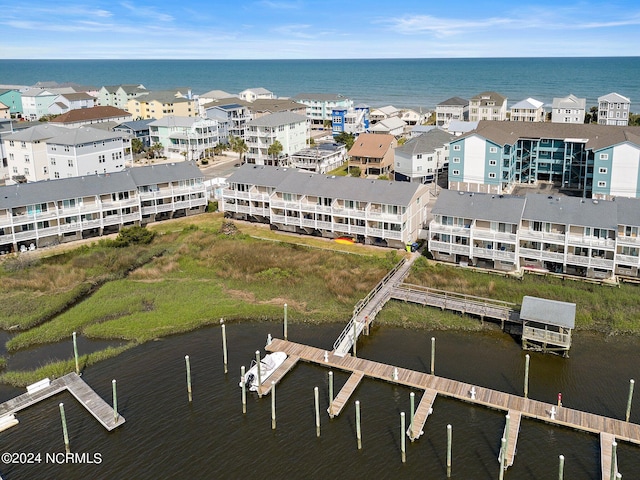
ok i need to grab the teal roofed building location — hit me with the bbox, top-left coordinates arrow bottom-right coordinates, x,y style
0,89 -> 23,117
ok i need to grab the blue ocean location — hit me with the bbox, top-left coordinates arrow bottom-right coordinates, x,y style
1,57 -> 639,110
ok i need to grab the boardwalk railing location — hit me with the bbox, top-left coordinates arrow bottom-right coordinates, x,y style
390,283 -> 518,322
523,326 -> 571,347
333,258 -> 406,353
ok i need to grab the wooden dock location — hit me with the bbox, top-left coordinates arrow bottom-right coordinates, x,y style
0,373 -> 124,431
329,371 -> 364,417
265,338 -> 640,473
600,432 -> 619,480
500,410 -> 522,468
257,355 -> 300,396
408,388 -> 437,441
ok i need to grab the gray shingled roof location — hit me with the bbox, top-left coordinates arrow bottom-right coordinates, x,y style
396,130 -> 455,156
228,164 -> 423,205
520,296 -> 576,329
470,91 -> 507,106
461,120 -> 640,151
523,193 -> 619,229
5,124 -> 69,142
431,189 -> 526,223
246,111 -> 307,127
437,96 -> 468,107
0,162 -> 202,209
47,127 -> 123,146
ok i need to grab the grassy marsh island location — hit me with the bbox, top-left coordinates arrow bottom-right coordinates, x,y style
1,212 -> 639,385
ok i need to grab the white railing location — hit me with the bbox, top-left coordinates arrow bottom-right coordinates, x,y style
519,230 -> 566,243
429,240 -> 470,255
472,229 -> 517,242
565,254 -> 614,269
567,235 -> 615,249
518,248 -> 564,262
615,254 -> 640,266
616,235 -> 640,246
523,326 -> 571,347
472,247 -> 516,261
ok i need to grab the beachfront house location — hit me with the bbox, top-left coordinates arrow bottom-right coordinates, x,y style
293,93 -> 354,126
394,129 -> 454,183
468,92 -> 507,122
221,164 -> 429,248
0,162 -> 206,254
347,133 -> 396,177
148,116 -> 220,161
370,106 -> 400,125
447,120 -> 640,199
436,97 -> 469,128
244,111 -> 309,166
598,92 -> 631,126
238,88 -> 275,102
551,94 -> 586,124
510,98 -> 545,122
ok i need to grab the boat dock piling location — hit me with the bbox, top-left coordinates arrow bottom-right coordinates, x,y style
0,372 -> 125,432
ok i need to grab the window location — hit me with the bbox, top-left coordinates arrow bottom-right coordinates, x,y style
24,168 -> 29,175
488,172 -> 496,178
489,147 -> 498,153
54,172 -> 60,178
452,157 -> 460,163
67,159 -> 73,167
416,154 -> 422,159
598,181 -> 607,188
489,160 -> 497,166
8,140 -> 14,147
599,167 -> 608,174
12,166 -> 18,174
453,145 -> 461,151
452,169 -> 460,176
98,155 -> 105,163
43,166 -> 48,174
8,153 -> 13,161
51,158 -> 56,165
599,153 -> 609,160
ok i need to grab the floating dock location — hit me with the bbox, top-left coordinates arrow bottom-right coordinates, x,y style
0,372 -> 124,431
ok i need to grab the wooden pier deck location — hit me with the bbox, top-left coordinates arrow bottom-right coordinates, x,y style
501,410 -> 522,468
600,432 -> 619,480
329,372 -> 364,417
409,388 -> 437,441
257,355 -> 300,396
0,373 -> 124,431
265,339 -> 640,461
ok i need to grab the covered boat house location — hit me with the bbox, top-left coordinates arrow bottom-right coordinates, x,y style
520,296 -> 576,356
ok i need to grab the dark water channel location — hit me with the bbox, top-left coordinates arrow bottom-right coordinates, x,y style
0,322 -> 639,479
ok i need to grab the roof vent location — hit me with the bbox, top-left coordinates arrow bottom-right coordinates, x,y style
593,200 -> 599,204
547,195 -> 553,199
459,191 -> 465,195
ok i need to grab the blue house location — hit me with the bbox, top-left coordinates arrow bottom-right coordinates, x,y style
332,104 -> 370,136
0,89 -> 23,117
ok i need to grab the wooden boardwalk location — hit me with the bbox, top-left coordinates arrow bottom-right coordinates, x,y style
501,410 -> 522,468
600,432 -> 619,480
409,388 -> 437,441
0,373 -> 124,431
329,372 -> 364,417
257,355 -> 300,396
265,338 -> 640,472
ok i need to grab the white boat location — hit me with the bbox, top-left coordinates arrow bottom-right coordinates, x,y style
239,352 -> 287,392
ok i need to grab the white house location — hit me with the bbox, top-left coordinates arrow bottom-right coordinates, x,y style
45,127 -> 131,178
469,92 -> 508,122
370,116 -> 407,137
244,111 -> 309,166
149,116 -> 220,161
394,129 -> 454,183
370,105 -> 400,124
598,92 -> 631,126
21,89 -> 59,121
238,88 -> 275,102
48,92 -> 96,116
551,94 -> 586,124
5,124 -> 69,183
436,97 -> 469,128
510,98 -> 545,122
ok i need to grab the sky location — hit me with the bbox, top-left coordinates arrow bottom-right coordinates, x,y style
1,0 -> 639,59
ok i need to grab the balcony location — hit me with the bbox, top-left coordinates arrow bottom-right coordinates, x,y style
519,248 -> 564,262
518,229 -> 566,243
472,229 -> 517,242
615,254 -> 640,266
429,240 -> 470,255
565,254 -> 614,269
567,235 -> 615,249
616,235 -> 640,246
472,247 -> 516,261
429,223 -> 471,236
